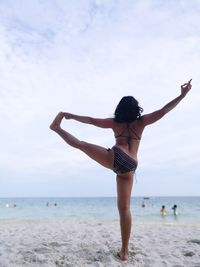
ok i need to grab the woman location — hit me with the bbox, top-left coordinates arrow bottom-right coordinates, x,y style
50,79 -> 192,261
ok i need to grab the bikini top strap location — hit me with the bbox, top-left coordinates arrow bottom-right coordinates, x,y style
114,123 -> 128,138
115,123 -> 141,140
128,125 -> 141,140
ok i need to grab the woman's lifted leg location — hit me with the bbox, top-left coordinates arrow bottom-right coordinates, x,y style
50,112 -> 114,169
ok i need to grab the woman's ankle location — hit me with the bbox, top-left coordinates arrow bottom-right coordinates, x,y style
121,247 -> 129,254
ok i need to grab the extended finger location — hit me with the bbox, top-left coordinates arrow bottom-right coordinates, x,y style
181,83 -> 188,87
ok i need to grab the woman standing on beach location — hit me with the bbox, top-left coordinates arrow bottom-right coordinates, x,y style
50,79 -> 192,261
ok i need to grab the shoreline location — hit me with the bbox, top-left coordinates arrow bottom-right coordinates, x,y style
0,219 -> 199,266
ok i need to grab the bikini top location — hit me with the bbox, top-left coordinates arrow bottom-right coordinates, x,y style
115,123 -> 141,141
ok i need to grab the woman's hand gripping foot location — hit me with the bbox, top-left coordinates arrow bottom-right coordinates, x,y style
50,112 -> 65,132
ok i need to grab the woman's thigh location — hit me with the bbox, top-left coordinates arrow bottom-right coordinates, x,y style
80,141 -> 114,169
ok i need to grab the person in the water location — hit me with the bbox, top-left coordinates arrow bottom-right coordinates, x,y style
160,205 -> 167,216
172,204 -> 178,216
50,79 -> 192,261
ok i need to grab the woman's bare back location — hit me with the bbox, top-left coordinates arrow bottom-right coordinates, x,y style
112,118 -> 145,160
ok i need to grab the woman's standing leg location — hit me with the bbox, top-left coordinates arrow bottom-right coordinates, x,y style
116,173 -> 133,261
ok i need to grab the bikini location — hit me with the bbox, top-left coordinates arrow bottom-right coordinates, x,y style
111,146 -> 138,174
109,124 -> 140,174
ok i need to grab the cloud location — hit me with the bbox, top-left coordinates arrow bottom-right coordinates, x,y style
0,0 -> 199,196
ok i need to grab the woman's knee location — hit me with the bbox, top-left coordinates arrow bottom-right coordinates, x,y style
118,203 -> 131,214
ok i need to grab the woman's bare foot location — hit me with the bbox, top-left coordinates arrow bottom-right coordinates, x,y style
50,112 -> 64,131
117,251 -> 128,261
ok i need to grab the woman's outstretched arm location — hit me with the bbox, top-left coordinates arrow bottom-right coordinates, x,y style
141,79 -> 192,126
64,113 -> 114,128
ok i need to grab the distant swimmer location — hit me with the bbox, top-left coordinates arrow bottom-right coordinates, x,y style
172,204 -> 178,216
142,201 -> 145,208
50,79 -> 192,261
160,205 -> 167,216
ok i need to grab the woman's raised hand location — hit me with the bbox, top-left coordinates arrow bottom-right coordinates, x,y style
64,112 -> 73,119
181,79 -> 192,97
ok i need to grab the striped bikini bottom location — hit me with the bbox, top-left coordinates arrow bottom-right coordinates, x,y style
110,146 -> 138,174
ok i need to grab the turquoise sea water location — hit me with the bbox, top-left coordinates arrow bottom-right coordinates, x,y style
0,197 -> 199,224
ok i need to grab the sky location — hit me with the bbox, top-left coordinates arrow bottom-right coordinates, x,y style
0,0 -> 199,197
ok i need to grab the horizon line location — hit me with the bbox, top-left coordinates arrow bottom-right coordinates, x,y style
0,195 -> 199,198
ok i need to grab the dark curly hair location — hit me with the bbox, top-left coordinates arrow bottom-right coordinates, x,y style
114,96 -> 143,123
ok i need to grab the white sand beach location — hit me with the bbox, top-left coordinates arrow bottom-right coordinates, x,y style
0,219 -> 199,267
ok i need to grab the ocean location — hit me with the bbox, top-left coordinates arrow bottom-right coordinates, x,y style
0,197 -> 199,224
